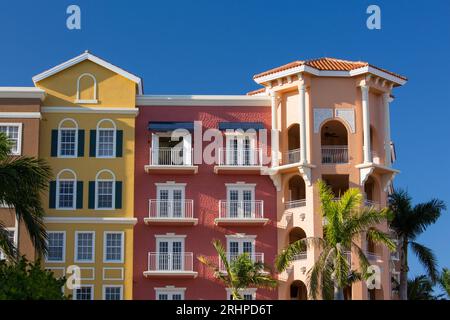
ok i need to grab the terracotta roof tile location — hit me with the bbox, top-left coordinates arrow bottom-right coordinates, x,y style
246,88 -> 266,96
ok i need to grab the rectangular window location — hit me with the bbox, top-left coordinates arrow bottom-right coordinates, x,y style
75,232 -> 94,262
156,237 -> 184,271
0,124 -> 22,155
59,129 -> 77,157
227,236 -> 255,262
58,180 -> 75,209
74,286 -> 93,300
97,181 -> 114,209
227,185 -> 255,218
97,129 -> 115,157
156,290 -> 184,300
104,286 -> 122,300
227,289 -> 256,300
225,134 -> 256,166
104,232 -> 123,262
47,232 -> 65,262
0,229 -> 15,260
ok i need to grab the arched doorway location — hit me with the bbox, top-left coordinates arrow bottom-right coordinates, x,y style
364,175 -> 380,206
285,175 -> 306,209
321,120 -> 349,164
285,124 -> 301,164
288,227 -> 307,260
290,280 -> 308,300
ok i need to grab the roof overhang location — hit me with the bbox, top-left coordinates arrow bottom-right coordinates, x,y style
136,95 -> 271,107
32,51 -> 143,94
253,65 -> 407,87
0,87 -> 46,100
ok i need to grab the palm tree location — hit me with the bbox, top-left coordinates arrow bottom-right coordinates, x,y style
407,275 -> 444,300
276,180 -> 395,300
197,239 -> 277,300
439,268 -> 450,298
0,132 -> 52,260
388,189 -> 446,300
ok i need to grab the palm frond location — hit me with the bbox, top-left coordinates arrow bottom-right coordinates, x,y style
366,229 -> 396,252
410,241 -> 438,282
275,237 -> 323,272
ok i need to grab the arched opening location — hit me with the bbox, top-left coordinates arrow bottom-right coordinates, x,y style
96,119 -> 117,158
95,169 -> 116,210
76,73 -> 98,103
58,118 -> 78,158
284,124 -> 301,164
343,285 -> 352,300
56,169 -> 77,210
321,120 -> 348,164
285,175 -> 306,209
370,126 -> 380,164
366,227 -> 382,261
288,227 -> 307,260
290,280 -> 307,300
364,176 -> 380,206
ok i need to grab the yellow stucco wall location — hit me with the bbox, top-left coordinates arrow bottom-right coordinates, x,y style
37,59 -> 138,300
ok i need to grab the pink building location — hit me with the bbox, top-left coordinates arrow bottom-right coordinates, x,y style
133,97 -> 278,300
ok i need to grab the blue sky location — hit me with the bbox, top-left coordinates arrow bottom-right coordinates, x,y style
1,0 -> 449,287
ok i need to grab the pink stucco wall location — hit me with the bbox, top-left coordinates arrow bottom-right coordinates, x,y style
133,105 -> 277,300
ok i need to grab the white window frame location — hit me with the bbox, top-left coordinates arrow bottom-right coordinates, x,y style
155,234 -> 186,271
0,228 -> 16,260
74,231 -> 95,263
225,130 -> 257,165
76,73 -> 98,104
46,231 -> 66,263
57,118 -> 78,158
56,169 -> 77,210
95,169 -> 116,210
225,183 -> 256,218
226,288 -> 257,300
103,285 -> 123,300
73,285 -> 94,300
155,286 -> 186,300
103,231 -> 124,263
226,234 -> 256,257
0,123 -> 23,155
96,119 -> 116,158
155,182 -> 186,218
151,131 -> 192,165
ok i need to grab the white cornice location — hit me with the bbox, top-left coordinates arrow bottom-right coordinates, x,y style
32,52 -> 143,94
0,87 -> 45,100
44,217 -> 138,225
0,112 -> 41,119
41,106 -> 139,115
136,95 -> 271,107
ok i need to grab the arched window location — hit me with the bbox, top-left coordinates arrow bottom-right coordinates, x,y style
76,73 -> 98,104
56,169 -> 77,209
320,120 -> 349,164
290,280 -> 307,300
96,119 -> 116,158
58,118 -> 78,157
95,169 -> 116,210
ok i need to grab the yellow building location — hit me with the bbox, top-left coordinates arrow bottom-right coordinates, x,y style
34,52 -> 141,300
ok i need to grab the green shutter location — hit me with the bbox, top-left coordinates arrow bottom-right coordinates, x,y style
77,130 -> 85,157
115,181 -> 122,209
89,130 -> 96,157
116,130 -> 123,157
76,181 -> 83,209
49,181 -> 56,208
50,130 -> 58,157
88,181 -> 95,209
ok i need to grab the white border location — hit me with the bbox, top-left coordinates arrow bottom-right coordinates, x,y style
102,267 -> 124,281
103,285 -> 123,300
45,231 -> 66,263
137,95 -> 271,107
73,284 -> 94,301
0,122 -> 23,155
103,231 -> 125,263
74,231 -> 95,263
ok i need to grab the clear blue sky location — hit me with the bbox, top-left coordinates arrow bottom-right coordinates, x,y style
1,0 -> 449,286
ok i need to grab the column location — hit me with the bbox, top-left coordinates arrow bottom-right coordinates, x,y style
383,92 -> 391,166
361,84 -> 372,163
270,91 -> 279,167
298,82 -> 307,164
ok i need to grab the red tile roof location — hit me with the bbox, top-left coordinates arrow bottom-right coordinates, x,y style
246,88 -> 266,96
253,57 -> 407,81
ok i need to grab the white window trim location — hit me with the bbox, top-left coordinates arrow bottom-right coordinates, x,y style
96,119 -> 117,159
46,231 -> 66,263
57,118 -> 79,158
76,73 -> 98,104
225,183 -> 256,201
225,130 -> 257,165
74,231 -> 95,263
155,286 -> 186,300
103,231 -> 125,263
226,233 -> 256,255
151,131 -> 192,165
56,169 -> 77,210
0,227 -> 16,260
95,169 -> 116,210
73,284 -> 95,300
102,285 -> 123,300
0,122 -> 23,155
226,288 -> 257,300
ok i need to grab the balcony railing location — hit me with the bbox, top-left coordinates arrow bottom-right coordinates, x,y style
147,252 -> 194,272
148,199 -> 194,219
284,199 -> 306,210
364,200 -> 380,209
219,252 -> 264,272
292,252 -> 307,261
366,251 -> 382,262
217,148 -> 262,166
282,148 -> 301,165
321,145 -> 348,164
219,200 -> 264,219
149,147 -> 193,166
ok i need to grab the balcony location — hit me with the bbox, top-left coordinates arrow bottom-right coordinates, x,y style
284,199 -> 306,210
219,252 -> 264,273
144,200 -> 198,226
215,200 -> 268,226
144,147 -> 198,174
214,148 -> 263,174
281,148 -> 301,165
143,252 -> 198,278
364,200 -> 381,209
366,251 -> 382,263
321,145 -> 348,164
